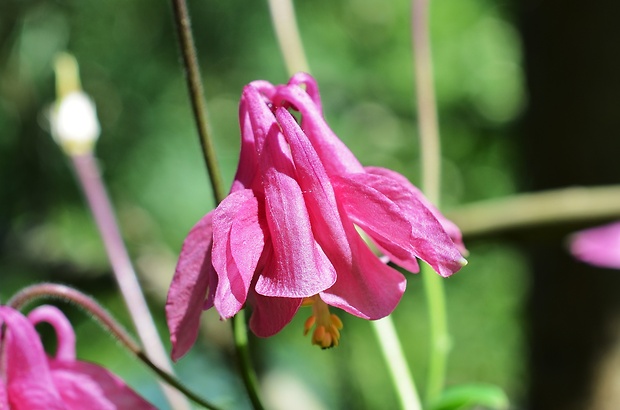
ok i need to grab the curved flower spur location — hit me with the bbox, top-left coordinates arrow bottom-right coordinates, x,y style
166,73 -> 467,359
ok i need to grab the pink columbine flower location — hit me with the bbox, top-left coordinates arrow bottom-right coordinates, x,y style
569,221 -> 620,269
0,305 -> 155,410
166,73 -> 467,358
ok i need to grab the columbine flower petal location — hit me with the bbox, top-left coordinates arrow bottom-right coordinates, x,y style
248,291 -> 303,338
272,82 -> 364,175
0,379 -> 8,410
365,166 -> 467,255
320,220 -> 407,319
166,212 -> 217,361
48,361 -> 155,410
254,123 -> 337,298
212,189 -> 265,318
570,221 -> 620,269
166,73 -> 467,353
335,171 -> 466,277
275,107 -> 354,277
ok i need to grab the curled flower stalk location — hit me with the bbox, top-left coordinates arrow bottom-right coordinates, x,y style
166,73 -> 466,360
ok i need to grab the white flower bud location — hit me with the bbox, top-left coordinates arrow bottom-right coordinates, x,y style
51,91 -> 100,155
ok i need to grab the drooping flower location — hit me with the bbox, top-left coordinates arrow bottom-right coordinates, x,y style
569,221 -> 620,269
0,305 -> 155,410
166,73 -> 467,358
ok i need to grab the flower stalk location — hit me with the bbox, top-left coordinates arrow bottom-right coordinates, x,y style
411,0 -> 451,403
170,0 -> 225,203
168,1 -> 265,408
371,317 -> 422,410
267,0 -> 310,75
448,185 -> 620,238
52,54 -> 191,410
266,3 -> 428,409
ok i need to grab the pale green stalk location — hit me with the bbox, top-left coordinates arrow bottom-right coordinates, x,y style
448,185 -> 620,238
266,0 -> 310,75
268,2 -> 422,409
411,0 -> 451,403
371,318 -> 422,410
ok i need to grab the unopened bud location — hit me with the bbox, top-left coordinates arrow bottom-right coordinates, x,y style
51,53 -> 100,156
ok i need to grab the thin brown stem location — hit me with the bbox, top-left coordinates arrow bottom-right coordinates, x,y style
169,1 -> 265,408
170,0 -> 225,203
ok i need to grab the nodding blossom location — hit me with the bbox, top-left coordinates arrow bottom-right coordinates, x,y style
570,221 -> 620,269
166,73 -> 467,358
0,305 -> 155,410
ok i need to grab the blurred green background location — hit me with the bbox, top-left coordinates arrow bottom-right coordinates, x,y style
1,0 -> 528,408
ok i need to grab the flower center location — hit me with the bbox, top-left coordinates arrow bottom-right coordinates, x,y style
302,296 -> 343,349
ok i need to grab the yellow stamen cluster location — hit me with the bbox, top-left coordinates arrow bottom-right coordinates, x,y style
302,296 -> 343,349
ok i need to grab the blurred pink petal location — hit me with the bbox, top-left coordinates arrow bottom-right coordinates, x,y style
0,306 -> 65,410
570,221 -> 620,269
49,361 -> 155,410
1,306 -> 154,409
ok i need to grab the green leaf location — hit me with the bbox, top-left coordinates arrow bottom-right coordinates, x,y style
429,384 -> 509,410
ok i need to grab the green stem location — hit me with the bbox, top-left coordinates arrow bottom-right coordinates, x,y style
169,1 -> 265,407
266,0 -> 310,75
421,264 -> 450,402
233,312 -> 266,410
371,317 -> 422,410
170,0 -> 225,203
412,0 -> 441,204
411,0 -> 450,403
268,1 -> 425,407
7,283 -> 221,410
447,185 -> 620,238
